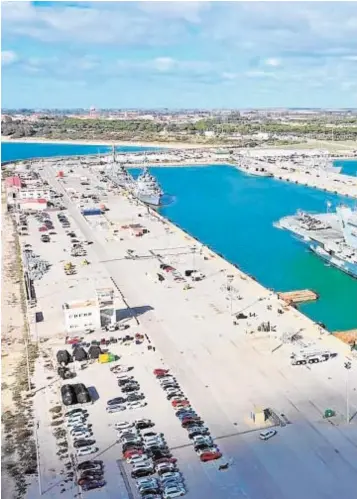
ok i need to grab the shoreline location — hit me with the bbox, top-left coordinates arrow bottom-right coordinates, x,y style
1,136 -> 212,150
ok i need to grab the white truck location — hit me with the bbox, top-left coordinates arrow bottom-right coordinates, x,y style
291,350 -> 332,366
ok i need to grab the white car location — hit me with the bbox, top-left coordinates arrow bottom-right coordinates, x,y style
66,418 -> 86,427
115,421 -> 133,430
128,401 -> 147,410
72,432 -> 93,441
107,405 -> 127,413
76,445 -> 97,456
70,426 -> 91,436
121,436 -> 142,445
136,477 -> 158,489
259,429 -> 277,441
162,485 -> 186,498
156,462 -> 177,473
144,437 -> 166,447
127,454 -> 151,465
117,374 -> 134,381
193,435 -> 213,446
160,472 -> 183,482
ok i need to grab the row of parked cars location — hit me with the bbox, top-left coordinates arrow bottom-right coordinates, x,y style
76,459 -> 105,491
65,408 -> 99,459
106,365 -> 147,413
116,419 -> 187,498
57,212 -> 71,229
154,368 -> 222,463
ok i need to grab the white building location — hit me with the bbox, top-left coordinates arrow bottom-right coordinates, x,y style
18,198 -> 47,211
19,188 -> 52,201
63,299 -> 101,334
62,287 -> 116,334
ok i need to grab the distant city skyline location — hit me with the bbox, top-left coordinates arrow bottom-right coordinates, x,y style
2,1 -> 357,109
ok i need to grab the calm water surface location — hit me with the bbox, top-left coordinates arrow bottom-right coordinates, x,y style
2,142 -> 356,331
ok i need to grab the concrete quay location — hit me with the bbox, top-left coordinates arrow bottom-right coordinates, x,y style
12,156 -> 356,499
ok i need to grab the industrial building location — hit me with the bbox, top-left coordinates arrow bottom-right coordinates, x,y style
62,287 -> 116,333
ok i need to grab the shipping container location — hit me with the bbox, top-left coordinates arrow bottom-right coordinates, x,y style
81,208 -> 102,216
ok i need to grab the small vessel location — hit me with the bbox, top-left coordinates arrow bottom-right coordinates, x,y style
133,167 -> 163,206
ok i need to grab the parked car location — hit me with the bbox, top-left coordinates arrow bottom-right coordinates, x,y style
131,468 -> 155,479
259,429 -> 277,441
136,477 -> 158,489
107,397 -> 127,406
187,426 -> 210,438
127,393 -> 145,402
199,451 -> 222,462
122,384 -> 140,393
77,445 -> 98,456
153,457 -> 177,465
77,461 -> 103,472
128,400 -> 147,410
156,462 -> 177,474
106,405 -> 126,414
171,399 -> 189,407
65,408 -> 88,418
153,369 -> 170,376
115,421 -> 133,430
73,439 -> 96,448
81,480 -> 106,491
135,419 -> 154,430
162,485 -> 186,498
127,454 -> 151,465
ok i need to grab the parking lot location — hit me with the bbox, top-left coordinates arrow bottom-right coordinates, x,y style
14,159 -> 357,499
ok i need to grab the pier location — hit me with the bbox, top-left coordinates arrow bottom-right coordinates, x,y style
278,289 -> 319,304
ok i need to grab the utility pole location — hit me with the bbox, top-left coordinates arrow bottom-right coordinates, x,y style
227,274 -> 234,316
344,361 -> 352,423
192,245 -> 197,269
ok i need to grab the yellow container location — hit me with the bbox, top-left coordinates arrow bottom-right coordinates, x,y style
98,353 -> 110,364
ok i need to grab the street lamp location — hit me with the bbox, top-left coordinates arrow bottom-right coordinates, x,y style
344,361 -> 352,424
226,274 -> 234,316
192,245 -> 197,269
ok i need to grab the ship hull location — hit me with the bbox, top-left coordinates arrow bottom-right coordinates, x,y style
309,243 -> 357,279
136,192 -> 162,206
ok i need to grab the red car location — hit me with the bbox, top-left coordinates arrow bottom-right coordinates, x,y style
171,400 -> 190,408
123,449 -> 144,459
200,451 -> 222,462
39,226 -> 48,232
65,336 -> 80,345
181,417 -> 201,427
153,368 -> 169,376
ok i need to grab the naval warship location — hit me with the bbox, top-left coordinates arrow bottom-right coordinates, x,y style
276,205 -> 357,279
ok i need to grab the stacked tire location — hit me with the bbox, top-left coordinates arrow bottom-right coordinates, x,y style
73,383 -> 91,404
61,384 -> 76,406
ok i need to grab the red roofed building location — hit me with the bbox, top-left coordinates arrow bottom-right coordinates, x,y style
5,176 -> 22,189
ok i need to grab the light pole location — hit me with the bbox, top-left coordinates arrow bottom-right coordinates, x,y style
192,245 -> 197,269
344,361 -> 351,424
227,274 -> 234,316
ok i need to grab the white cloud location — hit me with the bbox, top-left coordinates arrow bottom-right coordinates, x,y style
245,70 -> 277,79
343,55 -> 357,61
221,72 -> 238,80
1,50 -> 18,66
264,58 -> 281,67
152,57 -> 176,72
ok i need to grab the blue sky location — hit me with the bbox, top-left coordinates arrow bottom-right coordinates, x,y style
2,1 -> 357,109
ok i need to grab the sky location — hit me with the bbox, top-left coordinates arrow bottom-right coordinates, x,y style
1,1 -> 357,109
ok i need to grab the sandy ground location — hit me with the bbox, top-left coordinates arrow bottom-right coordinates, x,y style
1,136 -> 211,150
1,196 -> 27,499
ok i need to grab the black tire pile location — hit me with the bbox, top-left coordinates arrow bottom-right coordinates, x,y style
61,383 -> 91,406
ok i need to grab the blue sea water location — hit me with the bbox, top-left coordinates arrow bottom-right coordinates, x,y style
2,142 -> 357,331
0,141 -> 158,163
335,159 -> 357,176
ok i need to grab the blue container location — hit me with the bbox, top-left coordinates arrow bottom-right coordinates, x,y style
81,208 -> 102,216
